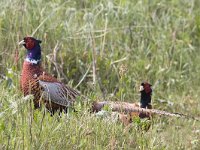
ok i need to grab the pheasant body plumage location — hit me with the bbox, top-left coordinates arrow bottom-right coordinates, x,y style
19,37 -> 79,114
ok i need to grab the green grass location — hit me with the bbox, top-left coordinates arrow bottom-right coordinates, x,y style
0,0 -> 200,149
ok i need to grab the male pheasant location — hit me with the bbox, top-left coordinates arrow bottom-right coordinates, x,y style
92,82 -> 199,124
19,37 -> 79,114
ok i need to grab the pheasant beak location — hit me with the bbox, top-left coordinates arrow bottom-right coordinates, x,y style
18,40 -> 25,45
139,85 -> 144,92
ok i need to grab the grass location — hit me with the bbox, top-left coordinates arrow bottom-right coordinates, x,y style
0,0 -> 200,149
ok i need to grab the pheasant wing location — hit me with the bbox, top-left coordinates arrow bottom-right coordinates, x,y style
38,75 -> 79,107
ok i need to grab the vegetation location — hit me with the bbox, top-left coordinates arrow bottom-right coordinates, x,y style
0,0 -> 200,149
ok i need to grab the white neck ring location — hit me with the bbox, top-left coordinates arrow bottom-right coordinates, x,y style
25,58 -> 41,64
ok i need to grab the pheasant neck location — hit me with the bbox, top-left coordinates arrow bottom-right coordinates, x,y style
140,91 -> 151,108
25,44 -> 41,64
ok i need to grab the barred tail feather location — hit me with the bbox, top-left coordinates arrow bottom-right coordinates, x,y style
93,101 -> 200,121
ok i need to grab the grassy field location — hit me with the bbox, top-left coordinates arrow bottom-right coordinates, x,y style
0,0 -> 200,149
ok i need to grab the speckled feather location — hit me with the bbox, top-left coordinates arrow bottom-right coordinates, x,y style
20,61 -> 79,112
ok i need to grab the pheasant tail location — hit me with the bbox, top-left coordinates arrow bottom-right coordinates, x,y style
93,101 -> 200,121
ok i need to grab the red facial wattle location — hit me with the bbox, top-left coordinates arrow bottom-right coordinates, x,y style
144,84 -> 152,94
24,37 -> 36,50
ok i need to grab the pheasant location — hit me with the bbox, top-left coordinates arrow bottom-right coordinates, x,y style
92,82 -> 153,119
92,82 -> 200,124
19,37 -> 80,114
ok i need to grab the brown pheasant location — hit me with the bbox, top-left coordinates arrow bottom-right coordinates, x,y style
19,37 -> 79,114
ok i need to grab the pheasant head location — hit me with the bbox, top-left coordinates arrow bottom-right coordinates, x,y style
19,37 -> 42,64
139,82 -> 152,108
